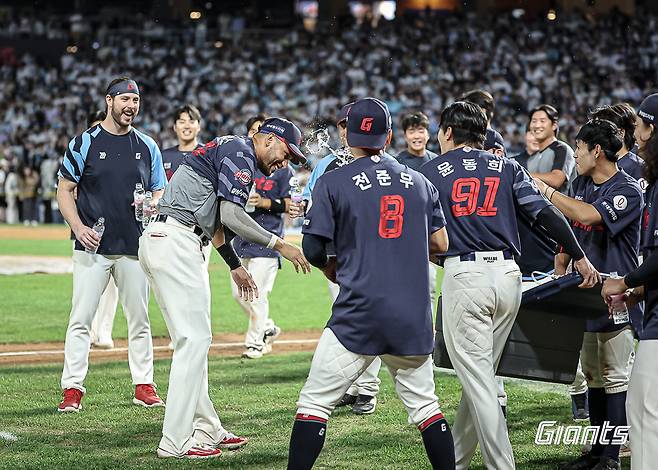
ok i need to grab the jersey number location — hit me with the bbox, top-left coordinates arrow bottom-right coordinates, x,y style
379,195 -> 404,238
451,177 -> 500,217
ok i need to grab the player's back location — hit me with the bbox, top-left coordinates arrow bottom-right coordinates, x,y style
420,146 -> 547,258
305,154 -> 438,355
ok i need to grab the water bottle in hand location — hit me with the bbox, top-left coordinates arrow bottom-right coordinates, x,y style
134,183 -> 145,220
290,178 -> 303,205
245,184 -> 257,213
142,191 -> 153,228
85,217 -> 105,254
608,272 -> 630,325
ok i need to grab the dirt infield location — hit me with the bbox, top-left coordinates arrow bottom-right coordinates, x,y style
0,329 -> 322,366
0,225 -> 71,240
0,224 -> 303,243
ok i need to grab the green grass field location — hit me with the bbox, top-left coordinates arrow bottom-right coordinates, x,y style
0,352 -> 600,470
0,226 -> 630,469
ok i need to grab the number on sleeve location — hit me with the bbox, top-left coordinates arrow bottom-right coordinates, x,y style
379,195 -> 404,238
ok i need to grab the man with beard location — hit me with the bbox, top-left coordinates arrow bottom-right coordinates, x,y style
140,117 -> 310,459
57,77 -> 167,412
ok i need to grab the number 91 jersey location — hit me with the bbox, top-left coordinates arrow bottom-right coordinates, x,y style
302,154 -> 446,356
420,146 -> 550,258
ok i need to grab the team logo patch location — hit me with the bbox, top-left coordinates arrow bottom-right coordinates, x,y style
639,178 -> 648,191
99,151 -> 106,160
135,152 -> 141,160
370,155 -> 381,163
164,162 -> 171,169
463,146 -> 472,153
613,195 -> 627,211
234,169 -> 252,186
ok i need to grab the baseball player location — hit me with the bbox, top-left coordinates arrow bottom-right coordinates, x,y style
602,92 -> 658,470
527,104 -> 577,192
461,91 -> 515,416
83,110 -> 120,350
396,111 -> 441,310
591,104 -> 646,191
288,98 -> 454,470
420,101 -> 599,470
292,103 -> 383,415
231,119 -> 293,358
139,117 -> 310,459
57,77 -> 167,413
162,104 -> 204,181
534,119 -> 642,470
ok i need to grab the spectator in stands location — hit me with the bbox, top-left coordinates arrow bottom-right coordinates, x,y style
17,165 -> 39,225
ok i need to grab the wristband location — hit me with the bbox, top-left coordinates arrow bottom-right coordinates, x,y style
268,198 -> 286,214
217,244 -> 241,270
267,234 -> 280,249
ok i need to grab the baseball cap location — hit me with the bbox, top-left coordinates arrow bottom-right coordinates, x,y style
258,117 -> 307,164
484,128 -> 506,152
638,93 -> 658,125
346,97 -> 392,150
336,102 -> 354,125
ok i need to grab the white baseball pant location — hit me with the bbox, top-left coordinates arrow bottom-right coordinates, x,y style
230,256 -> 279,351
580,326 -> 634,393
441,253 -> 521,470
90,276 -> 118,346
139,219 -> 227,456
297,328 -> 442,425
627,339 -> 658,470
60,250 -> 154,392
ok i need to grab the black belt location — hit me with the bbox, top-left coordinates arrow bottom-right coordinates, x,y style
438,249 -> 514,267
154,214 -> 206,240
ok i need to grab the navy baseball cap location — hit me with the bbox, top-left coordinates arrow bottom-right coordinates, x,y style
346,97 -> 392,150
638,93 -> 658,125
258,117 -> 307,164
336,102 -> 354,125
484,128 -> 506,151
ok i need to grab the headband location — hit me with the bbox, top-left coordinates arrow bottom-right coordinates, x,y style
107,80 -> 140,97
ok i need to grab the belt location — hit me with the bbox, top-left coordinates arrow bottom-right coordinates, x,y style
438,249 -> 514,267
154,214 -> 207,241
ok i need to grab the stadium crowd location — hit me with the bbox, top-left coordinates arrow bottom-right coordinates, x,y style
1,7 -> 658,224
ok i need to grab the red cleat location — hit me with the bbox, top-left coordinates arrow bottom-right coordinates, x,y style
133,384 -> 165,408
217,432 -> 249,450
58,388 -> 83,413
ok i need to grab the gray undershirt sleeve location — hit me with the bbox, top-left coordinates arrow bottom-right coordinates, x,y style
219,200 -> 277,247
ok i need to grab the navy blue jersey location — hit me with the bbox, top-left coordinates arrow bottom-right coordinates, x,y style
162,144 -> 203,181
58,125 -> 166,256
640,183 -> 658,339
568,171 -> 643,332
513,150 -> 558,277
184,135 -> 256,208
395,149 -> 438,172
617,151 -> 647,192
302,154 -> 446,356
232,167 -> 293,259
420,146 -> 549,257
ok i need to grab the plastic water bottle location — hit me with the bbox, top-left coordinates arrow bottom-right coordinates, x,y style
142,191 -> 153,228
245,184 -> 257,213
290,177 -> 303,205
609,272 -> 630,325
133,183 -> 145,221
85,217 -> 105,254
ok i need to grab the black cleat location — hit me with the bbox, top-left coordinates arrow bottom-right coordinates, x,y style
352,394 -> 377,415
336,393 -> 357,407
558,452 -> 601,470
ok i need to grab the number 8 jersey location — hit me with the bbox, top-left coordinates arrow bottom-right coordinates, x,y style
302,153 -> 446,356
420,146 -> 550,258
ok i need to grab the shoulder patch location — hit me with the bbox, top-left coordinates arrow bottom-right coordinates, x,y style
234,169 -> 252,186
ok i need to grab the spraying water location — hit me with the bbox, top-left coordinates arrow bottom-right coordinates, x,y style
305,128 -> 354,165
